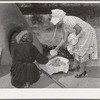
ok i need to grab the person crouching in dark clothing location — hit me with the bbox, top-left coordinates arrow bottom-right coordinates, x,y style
10,30 -> 49,88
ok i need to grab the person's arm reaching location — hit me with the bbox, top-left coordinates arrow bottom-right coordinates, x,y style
55,25 -> 69,51
33,46 -> 49,64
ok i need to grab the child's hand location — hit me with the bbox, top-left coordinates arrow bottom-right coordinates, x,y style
47,54 -> 53,59
47,54 -> 57,60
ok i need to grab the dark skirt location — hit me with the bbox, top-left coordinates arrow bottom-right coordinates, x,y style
10,62 -> 40,88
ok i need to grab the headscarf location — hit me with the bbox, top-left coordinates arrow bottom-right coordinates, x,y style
16,30 -> 29,44
51,9 -> 66,25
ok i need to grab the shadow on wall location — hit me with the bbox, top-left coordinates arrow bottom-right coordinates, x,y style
0,64 -> 11,78
0,31 -> 19,78
9,30 -> 23,62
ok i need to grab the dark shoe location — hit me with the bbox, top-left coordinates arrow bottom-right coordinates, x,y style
75,71 -> 88,78
69,66 -> 80,72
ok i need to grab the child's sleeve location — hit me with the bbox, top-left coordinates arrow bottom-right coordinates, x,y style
33,45 -> 49,64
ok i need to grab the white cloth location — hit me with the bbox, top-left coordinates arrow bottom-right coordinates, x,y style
67,32 -> 78,54
63,16 -> 98,62
46,56 -> 69,75
68,32 -> 78,45
50,49 -> 57,56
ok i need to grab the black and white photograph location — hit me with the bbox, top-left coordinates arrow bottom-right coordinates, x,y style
0,0 -> 100,91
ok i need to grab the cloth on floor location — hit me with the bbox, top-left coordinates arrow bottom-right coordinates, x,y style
46,56 -> 69,75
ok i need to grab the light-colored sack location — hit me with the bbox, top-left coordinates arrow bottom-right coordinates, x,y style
46,56 -> 69,75
67,32 -> 78,54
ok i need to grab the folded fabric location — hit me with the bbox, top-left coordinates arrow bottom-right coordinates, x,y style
67,32 -> 78,54
50,49 -> 57,56
67,45 -> 73,54
46,56 -> 69,75
68,32 -> 78,45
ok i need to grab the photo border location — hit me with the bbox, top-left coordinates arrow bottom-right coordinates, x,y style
0,0 -> 100,99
